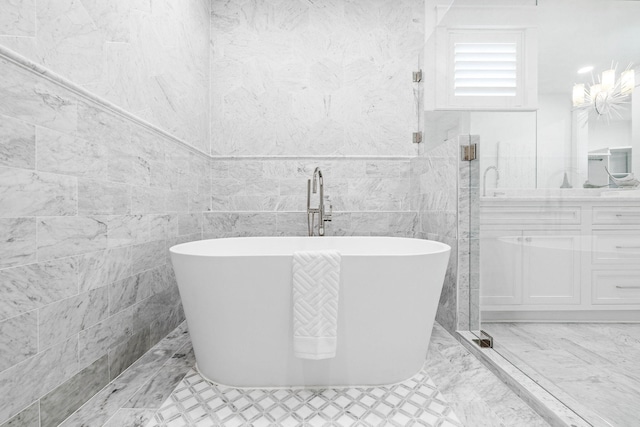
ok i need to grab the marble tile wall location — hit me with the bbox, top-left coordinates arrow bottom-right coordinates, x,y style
207,158 -> 417,237
209,0 -> 425,237
0,1 -> 471,424
0,0 -> 210,153
0,53 -> 208,425
410,115 -> 470,333
210,0 -> 423,157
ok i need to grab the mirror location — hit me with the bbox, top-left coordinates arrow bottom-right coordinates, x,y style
428,0 -> 639,193
540,0 -> 639,189
471,0 -> 640,191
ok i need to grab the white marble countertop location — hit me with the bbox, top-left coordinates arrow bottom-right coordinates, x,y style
480,188 -> 640,203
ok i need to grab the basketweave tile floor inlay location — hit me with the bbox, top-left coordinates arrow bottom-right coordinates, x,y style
145,367 -> 463,427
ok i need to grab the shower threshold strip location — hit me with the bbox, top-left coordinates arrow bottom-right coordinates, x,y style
456,331 -> 595,427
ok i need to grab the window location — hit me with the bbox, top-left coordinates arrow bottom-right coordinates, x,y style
454,42 -> 517,97
433,28 -> 537,110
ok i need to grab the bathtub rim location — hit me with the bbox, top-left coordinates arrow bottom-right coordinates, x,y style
170,236 -> 451,258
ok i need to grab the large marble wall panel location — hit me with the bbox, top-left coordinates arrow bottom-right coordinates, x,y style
0,51 -> 205,425
210,0 -> 423,157
0,0 -> 210,152
0,58 -> 77,133
0,1 -> 36,37
209,0 -> 423,238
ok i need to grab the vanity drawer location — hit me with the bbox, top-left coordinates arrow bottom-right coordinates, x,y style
481,206 -> 581,225
592,271 -> 640,304
592,231 -> 640,264
592,206 -> 640,225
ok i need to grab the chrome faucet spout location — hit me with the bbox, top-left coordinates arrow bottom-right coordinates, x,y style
312,167 -> 323,194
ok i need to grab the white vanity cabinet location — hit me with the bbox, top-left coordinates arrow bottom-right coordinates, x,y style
480,198 -> 640,321
481,230 -> 523,305
521,231 -> 582,305
481,230 -> 581,306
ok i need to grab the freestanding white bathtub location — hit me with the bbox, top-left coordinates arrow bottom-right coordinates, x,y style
170,236 -> 450,388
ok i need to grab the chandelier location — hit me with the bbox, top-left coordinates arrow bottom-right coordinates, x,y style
572,64 -> 635,121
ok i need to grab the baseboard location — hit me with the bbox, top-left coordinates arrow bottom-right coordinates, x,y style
482,309 -> 640,322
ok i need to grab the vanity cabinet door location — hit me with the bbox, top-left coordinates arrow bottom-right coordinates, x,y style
522,231 -> 581,305
480,229 -> 523,305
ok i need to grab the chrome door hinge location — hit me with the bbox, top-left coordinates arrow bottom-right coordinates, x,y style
462,143 -> 477,161
413,132 -> 423,144
413,70 -> 422,82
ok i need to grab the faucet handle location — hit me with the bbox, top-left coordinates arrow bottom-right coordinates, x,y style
323,203 -> 332,222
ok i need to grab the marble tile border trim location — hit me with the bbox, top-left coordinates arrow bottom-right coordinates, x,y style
211,155 -> 416,160
455,331 -> 591,427
0,45 -> 208,160
0,42 -> 416,166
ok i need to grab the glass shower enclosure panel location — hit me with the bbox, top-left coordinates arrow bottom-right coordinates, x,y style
459,134 -> 481,338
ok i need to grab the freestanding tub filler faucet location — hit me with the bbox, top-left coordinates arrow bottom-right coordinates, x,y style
307,167 -> 332,236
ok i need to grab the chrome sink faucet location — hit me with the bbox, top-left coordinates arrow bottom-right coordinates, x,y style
307,167 -> 332,236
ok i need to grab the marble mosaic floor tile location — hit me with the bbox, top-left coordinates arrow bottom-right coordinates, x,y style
145,368 -> 462,427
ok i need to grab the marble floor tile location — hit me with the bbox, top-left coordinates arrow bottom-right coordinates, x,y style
102,408 -> 156,427
145,368 -> 462,427
31,321 -> 549,427
485,322 -> 640,427
135,323 -> 550,427
124,348 -> 196,410
425,323 -> 549,427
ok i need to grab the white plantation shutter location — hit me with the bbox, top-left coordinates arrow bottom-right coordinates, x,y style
453,43 -> 517,97
434,28 -> 536,110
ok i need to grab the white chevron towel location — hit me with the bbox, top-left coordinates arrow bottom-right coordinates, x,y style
292,250 -> 341,360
